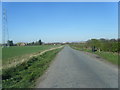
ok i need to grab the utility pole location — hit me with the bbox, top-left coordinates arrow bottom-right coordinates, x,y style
2,8 -> 9,47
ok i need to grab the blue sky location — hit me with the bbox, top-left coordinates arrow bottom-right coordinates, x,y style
2,2 -> 118,43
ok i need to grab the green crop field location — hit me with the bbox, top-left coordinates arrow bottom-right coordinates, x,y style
2,48 -> 63,88
2,45 -> 61,66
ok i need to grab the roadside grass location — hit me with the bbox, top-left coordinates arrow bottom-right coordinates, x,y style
0,46 -> 2,77
95,51 -> 118,65
2,47 -> 63,88
2,45 -> 60,65
0,46 -> 1,60
0,47 -> 2,90
70,45 -> 119,65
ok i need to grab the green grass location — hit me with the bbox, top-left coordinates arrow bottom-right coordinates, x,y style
0,47 -> 2,74
2,45 -> 60,65
95,51 -> 118,65
0,47 -> 1,60
70,45 -> 119,65
2,47 -> 63,88
0,47 -> 2,90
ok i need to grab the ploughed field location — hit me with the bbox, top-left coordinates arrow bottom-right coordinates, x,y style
2,45 -> 61,66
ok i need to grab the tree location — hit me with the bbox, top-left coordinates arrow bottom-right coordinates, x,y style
87,39 -> 100,48
38,40 -> 42,45
32,42 -> 34,45
7,40 -> 14,46
110,39 -> 116,42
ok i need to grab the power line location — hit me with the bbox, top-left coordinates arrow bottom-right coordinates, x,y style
2,8 -> 9,47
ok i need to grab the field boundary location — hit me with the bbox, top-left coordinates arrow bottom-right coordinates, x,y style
2,46 -> 64,69
70,45 -> 118,66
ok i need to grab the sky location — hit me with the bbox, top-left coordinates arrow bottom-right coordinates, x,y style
1,2 -> 118,43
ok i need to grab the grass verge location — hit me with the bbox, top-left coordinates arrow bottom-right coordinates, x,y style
70,45 -> 119,65
2,47 -> 63,88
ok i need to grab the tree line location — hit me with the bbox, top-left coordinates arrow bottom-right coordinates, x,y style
24,40 -> 43,46
78,38 -> 119,53
5,39 -> 43,46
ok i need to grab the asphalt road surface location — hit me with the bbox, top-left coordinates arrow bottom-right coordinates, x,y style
37,46 -> 118,88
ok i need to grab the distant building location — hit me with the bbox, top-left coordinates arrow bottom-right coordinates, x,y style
20,43 -> 26,46
17,42 -> 26,46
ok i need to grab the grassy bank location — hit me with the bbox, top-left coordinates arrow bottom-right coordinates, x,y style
0,47 -> 1,60
2,45 -> 60,66
0,47 -> 1,90
70,45 -> 119,65
2,47 -> 63,88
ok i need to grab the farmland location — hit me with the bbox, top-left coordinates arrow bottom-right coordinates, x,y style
2,45 -> 63,88
2,45 -> 61,68
2,48 -> 63,88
